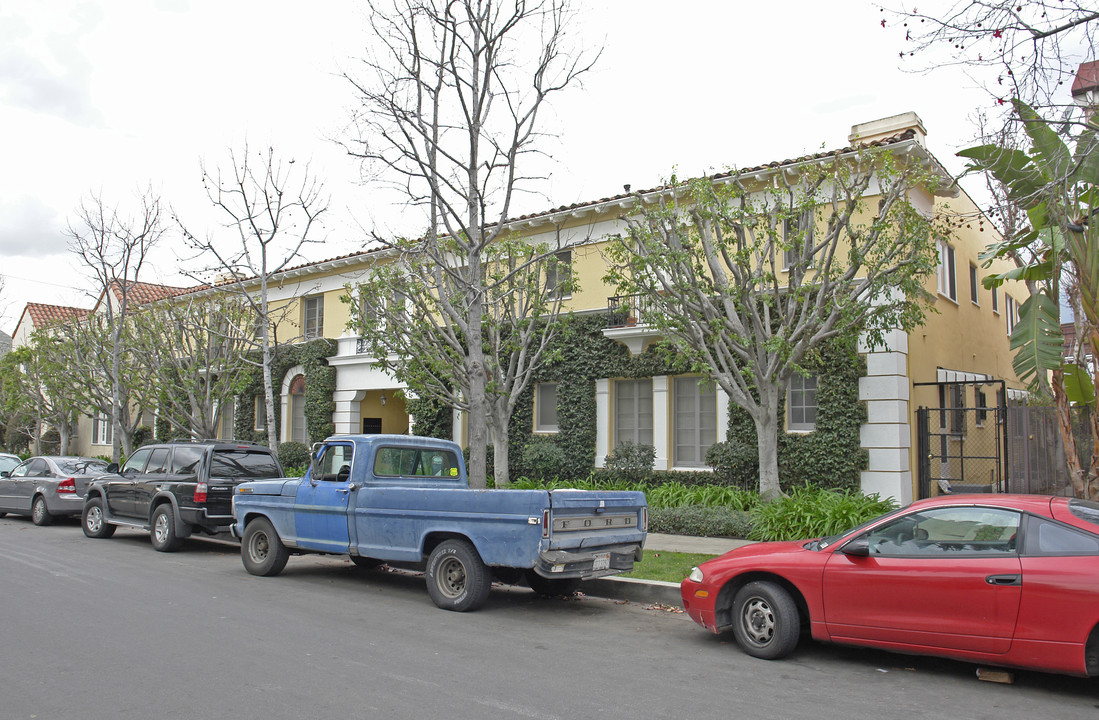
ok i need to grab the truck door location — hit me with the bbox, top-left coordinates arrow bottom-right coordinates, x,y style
293,442 -> 354,553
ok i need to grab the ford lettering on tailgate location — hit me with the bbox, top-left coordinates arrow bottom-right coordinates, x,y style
553,514 -> 635,531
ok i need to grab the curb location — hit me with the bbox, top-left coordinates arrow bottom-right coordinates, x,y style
583,575 -> 682,606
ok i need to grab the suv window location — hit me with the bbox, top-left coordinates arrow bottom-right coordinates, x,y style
171,446 -> 205,476
146,448 -> 171,474
123,447 -> 153,474
209,450 -> 281,479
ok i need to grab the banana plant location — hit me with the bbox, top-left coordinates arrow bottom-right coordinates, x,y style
959,100 -> 1099,497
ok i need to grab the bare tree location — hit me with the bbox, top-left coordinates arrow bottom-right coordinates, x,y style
887,1 -> 1098,112
11,334 -> 85,454
344,0 -> 597,487
129,294 -> 256,440
180,144 -> 328,449
67,191 -> 166,460
606,145 -> 947,499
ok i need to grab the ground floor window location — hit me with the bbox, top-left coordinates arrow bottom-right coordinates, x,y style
289,375 -> 307,443
615,378 -> 653,446
92,412 -> 112,446
787,374 -> 818,432
535,382 -> 559,432
673,377 -> 716,467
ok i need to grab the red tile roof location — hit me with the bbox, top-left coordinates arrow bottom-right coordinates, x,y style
1072,60 -> 1099,97
25,302 -> 90,327
107,280 -> 192,305
183,129 -> 924,290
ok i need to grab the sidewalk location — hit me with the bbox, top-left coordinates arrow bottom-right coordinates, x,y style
582,533 -> 755,607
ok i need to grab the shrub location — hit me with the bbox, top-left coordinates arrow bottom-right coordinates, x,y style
705,439 -> 758,491
748,484 -> 896,542
604,441 -> 655,480
132,426 -> 154,448
521,438 -> 567,481
649,505 -> 754,538
277,441 -> 311,469
283,463 -> 308,478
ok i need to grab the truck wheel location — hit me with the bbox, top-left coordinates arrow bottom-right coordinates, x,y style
32,495 -> 54,526
242,518 -> 289,577
150,505 -> 184,552
425,539 -> 491,612
82,498 -> 116,539
350,556 -> 384,569
730,581 -> 800,660
525,571 -> 581,597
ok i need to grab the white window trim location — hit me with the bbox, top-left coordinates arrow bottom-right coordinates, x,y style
787,374 -> 819,433
937,240 -> 957,302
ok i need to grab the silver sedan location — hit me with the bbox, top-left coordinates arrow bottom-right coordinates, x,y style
0,456 -> 111,525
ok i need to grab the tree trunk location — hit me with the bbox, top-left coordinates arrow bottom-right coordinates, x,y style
262,329 -> 278,450
754,381 -> 783,501
491,418 -> 510,488
1052,371 -> 1087,497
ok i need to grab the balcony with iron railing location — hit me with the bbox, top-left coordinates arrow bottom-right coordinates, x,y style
603,294 -> 661,355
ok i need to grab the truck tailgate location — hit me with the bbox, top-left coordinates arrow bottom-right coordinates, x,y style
547,489 -> 647,549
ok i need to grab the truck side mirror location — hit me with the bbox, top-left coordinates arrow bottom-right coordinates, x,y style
309,442 -> 324,485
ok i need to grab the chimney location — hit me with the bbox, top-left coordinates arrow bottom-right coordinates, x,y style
1071,60 -> 1099,122
848,111 -> 927,148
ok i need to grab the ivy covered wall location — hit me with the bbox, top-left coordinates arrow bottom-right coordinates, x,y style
403,314 -> 867,488
234,339 -> 337,446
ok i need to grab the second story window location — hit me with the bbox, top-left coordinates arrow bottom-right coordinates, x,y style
545,251 -> 572,298
1006,295 -> 1018,335
787,374 -> 818,432
304,295 -> 324,340
937,240 -> 956,302
782,210 -> 814,270
969,263 -> 979,305
992,285 -> 999,314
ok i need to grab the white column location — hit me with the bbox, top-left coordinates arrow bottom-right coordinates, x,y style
859,329 -> 912,504
653,375 -> 669,471
332,390 -> 366,435
594,379 -> 609,468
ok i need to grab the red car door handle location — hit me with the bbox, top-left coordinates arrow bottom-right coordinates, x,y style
986,574 -> 1021,586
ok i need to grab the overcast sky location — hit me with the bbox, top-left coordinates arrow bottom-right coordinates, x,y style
0,0 -> 1080,332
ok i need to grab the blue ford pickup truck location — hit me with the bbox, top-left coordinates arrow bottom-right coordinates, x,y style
230,434 -> 647,611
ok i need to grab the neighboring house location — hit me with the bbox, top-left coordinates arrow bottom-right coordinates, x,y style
0,329 -> 11,357
9,112 -> 1029,503
11,282 -> 190,457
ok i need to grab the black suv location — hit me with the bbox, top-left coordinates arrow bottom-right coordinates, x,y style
81,440 -> 284,552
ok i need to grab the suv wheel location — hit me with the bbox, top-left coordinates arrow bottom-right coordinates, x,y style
150,505 -> 184,552
82,497 -> 116,539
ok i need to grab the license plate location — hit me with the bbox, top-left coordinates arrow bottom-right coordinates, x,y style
592,553 -> 610,571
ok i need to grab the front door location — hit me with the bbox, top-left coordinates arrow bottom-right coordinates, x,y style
822,506 -> 1022,654
293,443 -> 354,553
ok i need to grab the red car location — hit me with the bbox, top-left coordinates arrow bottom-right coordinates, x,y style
681,494 -> 1099,677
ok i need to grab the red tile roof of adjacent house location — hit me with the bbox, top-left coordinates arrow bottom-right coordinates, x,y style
106,280 -> 192,305
24,302 -> 91,328
1071,60 -> 1099,97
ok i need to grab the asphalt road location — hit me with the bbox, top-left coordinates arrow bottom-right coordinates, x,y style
2,516 -> 1098,720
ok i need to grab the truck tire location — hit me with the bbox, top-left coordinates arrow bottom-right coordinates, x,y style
32,495 -> 54,526
425,539 -> 491,612
242,518 -> 289,577
150,504 -> 184,552
525,571 -> 581,597
730,581 -> 800,660
82,497 -> 116,539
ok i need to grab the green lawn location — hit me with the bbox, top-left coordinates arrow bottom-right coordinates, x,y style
622,550 -> 717,584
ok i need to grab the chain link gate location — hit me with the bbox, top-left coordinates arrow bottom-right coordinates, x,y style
916,380 -> 1007,499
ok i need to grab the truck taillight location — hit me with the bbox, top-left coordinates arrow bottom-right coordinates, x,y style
194,482 -> 208,504
642,507 -> 648,532
57,478 -> 76,494
542,509 -> 550,538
